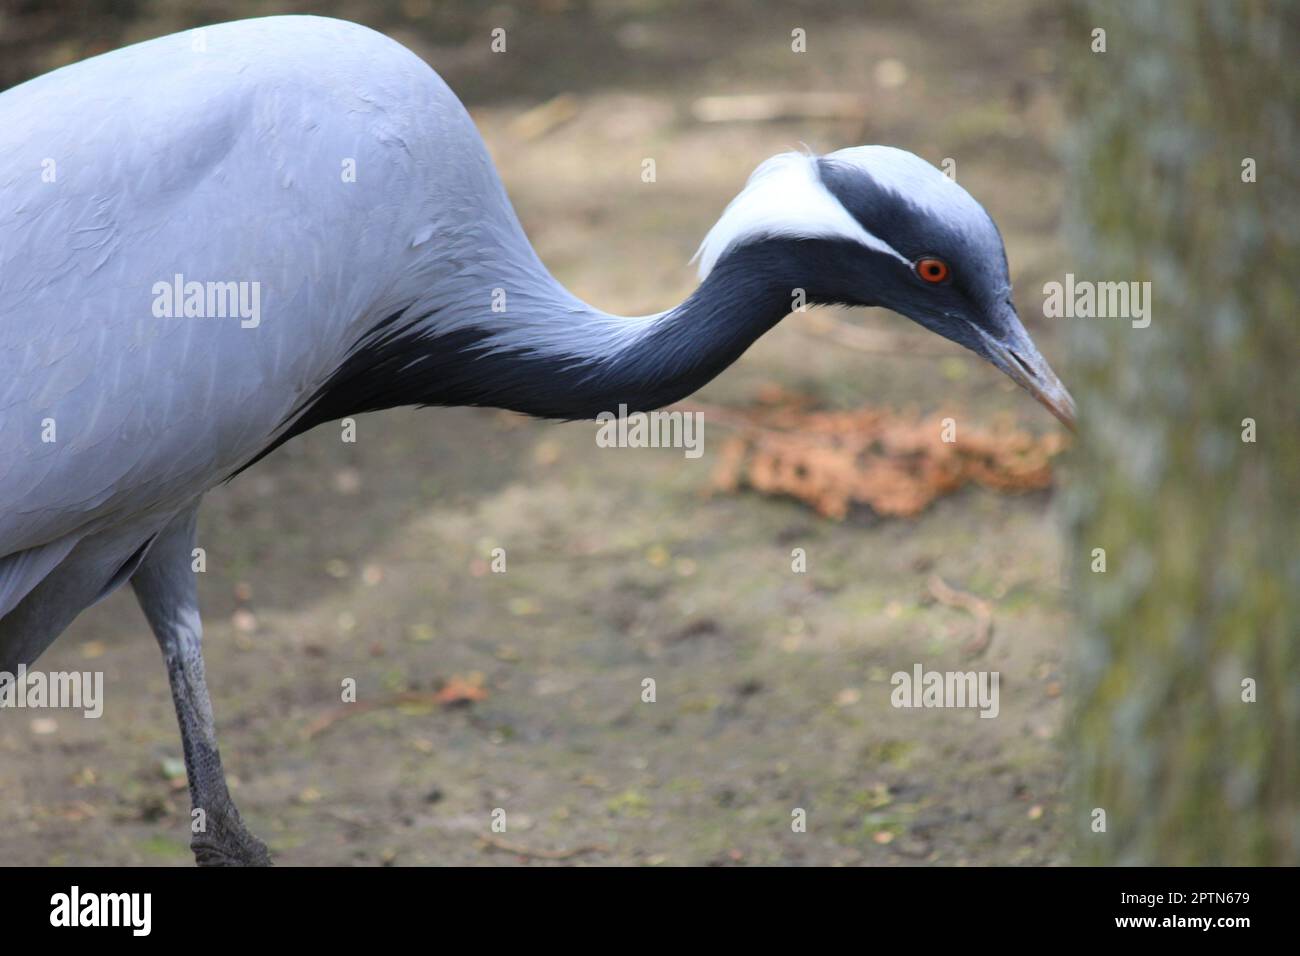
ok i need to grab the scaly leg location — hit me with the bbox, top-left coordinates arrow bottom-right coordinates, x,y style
131,504 -> 271,866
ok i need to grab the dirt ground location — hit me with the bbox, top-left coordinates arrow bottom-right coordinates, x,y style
2,0 -> 1072,865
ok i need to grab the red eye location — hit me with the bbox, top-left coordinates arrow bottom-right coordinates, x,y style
915,257 -> 950,283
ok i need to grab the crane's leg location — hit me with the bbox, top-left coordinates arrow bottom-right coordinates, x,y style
131,505 -> 271,867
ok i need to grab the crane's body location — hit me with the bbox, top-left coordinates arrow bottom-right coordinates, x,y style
0,16 -> 1073,864
3,18 -> 530,589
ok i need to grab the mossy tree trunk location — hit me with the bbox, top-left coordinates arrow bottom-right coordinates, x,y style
1066,1 -> 1299,864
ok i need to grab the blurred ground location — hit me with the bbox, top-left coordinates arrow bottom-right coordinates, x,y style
1,0 -> 1071,865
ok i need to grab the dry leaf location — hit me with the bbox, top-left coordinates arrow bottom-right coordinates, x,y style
435,674 -> 488,706
705,402 -> 1066,518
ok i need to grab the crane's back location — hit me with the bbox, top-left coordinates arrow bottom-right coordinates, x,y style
0,16 -> 525,557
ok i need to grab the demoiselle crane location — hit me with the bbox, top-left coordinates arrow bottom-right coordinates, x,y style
0,16 -> 1075,865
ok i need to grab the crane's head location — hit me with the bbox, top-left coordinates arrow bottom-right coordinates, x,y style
694,146 -> 1075,430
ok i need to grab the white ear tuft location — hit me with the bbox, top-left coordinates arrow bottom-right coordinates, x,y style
692,150 -> 907,279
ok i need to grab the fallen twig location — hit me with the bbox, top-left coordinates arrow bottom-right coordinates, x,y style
477,835 -> 609,860
691,92 -> 867,123
927,574 -> 995,657
510,93 -> 579,140
302,691 -> 444,740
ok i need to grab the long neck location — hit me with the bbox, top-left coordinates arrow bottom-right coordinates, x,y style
466,250 -> 796,418
299,244 -> 798,430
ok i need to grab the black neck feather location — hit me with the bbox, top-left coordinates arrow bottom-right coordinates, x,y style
233,241 -> 824,477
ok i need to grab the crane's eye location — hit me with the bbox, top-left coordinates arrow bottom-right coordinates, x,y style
915,257 -> 950,284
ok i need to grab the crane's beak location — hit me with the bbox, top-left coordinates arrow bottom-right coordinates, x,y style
967,312 -> 1076,432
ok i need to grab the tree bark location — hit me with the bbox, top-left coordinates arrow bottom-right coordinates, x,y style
1066,1 -> 1299,865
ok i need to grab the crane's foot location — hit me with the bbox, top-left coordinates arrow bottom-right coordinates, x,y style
191,807 -> 272,867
